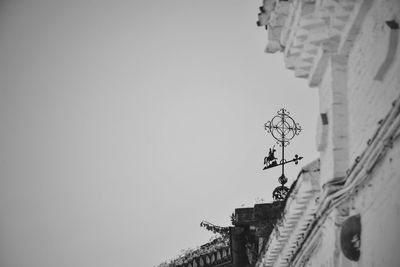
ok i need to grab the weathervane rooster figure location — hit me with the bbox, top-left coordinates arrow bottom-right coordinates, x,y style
264,108 -> 303,201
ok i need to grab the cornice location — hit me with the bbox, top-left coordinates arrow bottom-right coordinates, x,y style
257,0 -> 360,86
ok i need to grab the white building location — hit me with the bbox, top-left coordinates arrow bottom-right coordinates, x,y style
256,0 -> 400,266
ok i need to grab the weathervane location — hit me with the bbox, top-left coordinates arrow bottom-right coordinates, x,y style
263,108 -> 303,201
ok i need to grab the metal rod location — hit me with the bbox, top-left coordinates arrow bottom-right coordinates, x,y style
263,155 -> 303,170
281,110 -> 285,178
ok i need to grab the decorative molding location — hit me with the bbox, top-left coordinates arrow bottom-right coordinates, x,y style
257,0 -> 358,86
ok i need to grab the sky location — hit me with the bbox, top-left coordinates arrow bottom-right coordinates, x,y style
0,1 -> 319,266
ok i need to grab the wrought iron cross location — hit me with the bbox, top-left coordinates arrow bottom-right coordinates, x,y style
264,108 -> 303,201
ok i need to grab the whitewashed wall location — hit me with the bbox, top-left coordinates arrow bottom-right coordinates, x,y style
315,0 -> 400,266
347,0 -> 400,164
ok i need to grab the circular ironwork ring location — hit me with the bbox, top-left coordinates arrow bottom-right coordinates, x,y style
264,108 -> 301,147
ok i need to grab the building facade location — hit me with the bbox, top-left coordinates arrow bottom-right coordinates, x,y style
257,0 -> 400,266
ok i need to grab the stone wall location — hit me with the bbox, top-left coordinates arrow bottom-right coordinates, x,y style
346,0 -> 400,164
352,142 -> 400,266
342,2 -> 400,265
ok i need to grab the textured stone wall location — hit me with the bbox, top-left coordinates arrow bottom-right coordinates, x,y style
315,0 -> 400,266
346,0 -> 400,164
352,142 -> 400,266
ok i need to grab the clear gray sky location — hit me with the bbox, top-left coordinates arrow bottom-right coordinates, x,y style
0,1 -> 319,266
